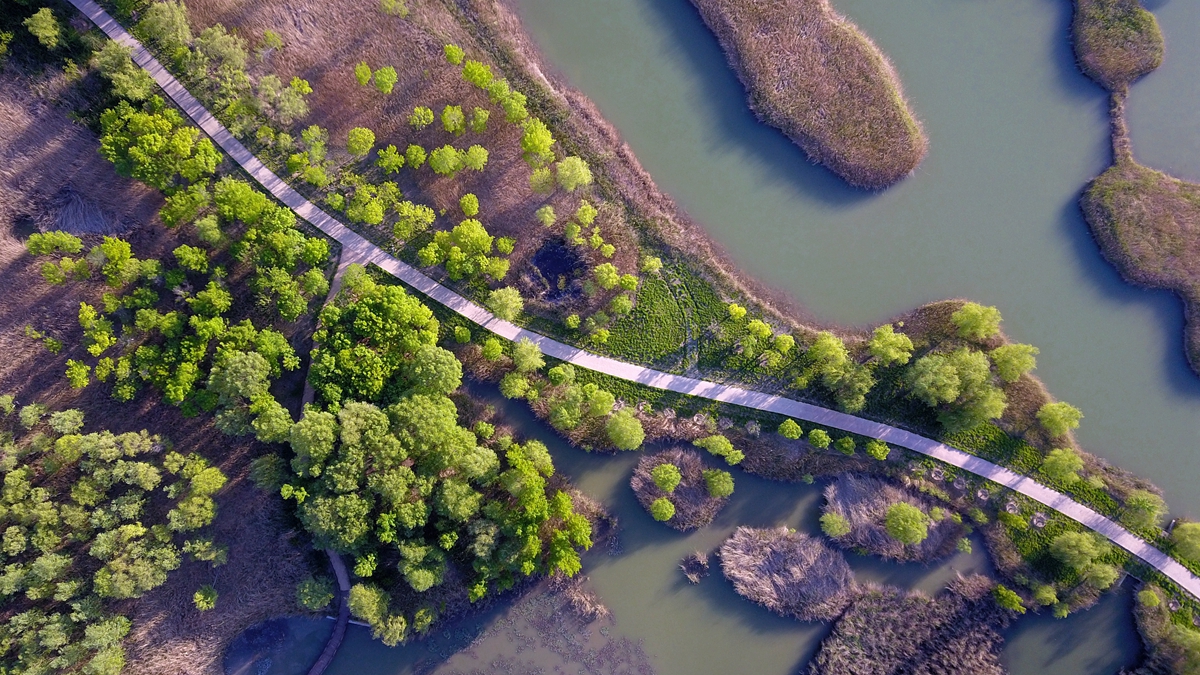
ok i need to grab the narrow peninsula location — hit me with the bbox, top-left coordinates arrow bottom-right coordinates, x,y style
688,0 -> 927,189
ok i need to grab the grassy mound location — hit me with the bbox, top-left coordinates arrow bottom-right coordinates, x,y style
807,575 -> 1011,675
631,448 -> 729,531
1081,158 -> 1200,372
719,526 -> 855,621
1127,584 -> 1200,674
690,0 -> 926,189
1072,0 -> 1163,91
822,475 -> 965,563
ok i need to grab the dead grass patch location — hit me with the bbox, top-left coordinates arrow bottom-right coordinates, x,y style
688,0 -> 926,189
630,448 -> 727,531
719,525 -> 855,622
823,475 -> 965,563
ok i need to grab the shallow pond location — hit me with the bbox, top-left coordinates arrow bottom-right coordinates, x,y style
250,384 -> 1140,675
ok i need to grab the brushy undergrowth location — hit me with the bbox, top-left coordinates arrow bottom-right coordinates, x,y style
689,0 -> 926,188
719,526 -> 855,621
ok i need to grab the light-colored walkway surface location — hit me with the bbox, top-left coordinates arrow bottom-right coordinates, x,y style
306,550 -> 350,675
70,0 -> 1200,600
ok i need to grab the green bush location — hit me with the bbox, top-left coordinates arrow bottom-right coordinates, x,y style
703,469 -> 734,498
649,497 -> 675,522
650,463 -> 682,493
820,512 -> 851,538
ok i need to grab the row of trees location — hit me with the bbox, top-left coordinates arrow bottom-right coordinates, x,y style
0,401 -> 227,674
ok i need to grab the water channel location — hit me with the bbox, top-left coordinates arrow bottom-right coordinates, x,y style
252,0 -> 1200,672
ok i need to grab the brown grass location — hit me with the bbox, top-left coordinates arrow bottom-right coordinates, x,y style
688,0 -> 926,189
1072,0 -> 1163,92
806,575 -> 1011,675
1081,98 -> 1200,375
822,475 -> 965,563
719,526 -> 855,622
629,448 -> 728,531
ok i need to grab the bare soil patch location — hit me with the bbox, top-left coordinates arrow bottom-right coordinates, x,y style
688,0 -> 926,189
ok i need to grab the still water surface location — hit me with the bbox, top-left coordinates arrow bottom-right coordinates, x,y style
267,0 -> 1200,672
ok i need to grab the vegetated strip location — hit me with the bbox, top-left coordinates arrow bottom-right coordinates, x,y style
67,0 -> 1200,601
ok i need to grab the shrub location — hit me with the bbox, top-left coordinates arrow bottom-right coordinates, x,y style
408,106 -> 434,130
443,44 -> 464,65
834,437 -> 855,456
1040,447 -> 1083,485
650,463 -> 682,493
454,326 -> 471,344
649,497 -> 675,522
481,338 -> 503,361
486,287 -> 523,322
1173,522 -> 1200,562
865,440 -> 890,461
693,435 -> 743,466
1138,588 -> 1161,607
193,585 -> 218,611
703,469 -> 734,498
820,512 -> 851,538
807,429 -> 831,449
459,193 -> 479,217
778,419 -> 803,440
884,503 -> 928,544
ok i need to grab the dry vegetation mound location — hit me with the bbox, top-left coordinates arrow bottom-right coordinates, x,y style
689,0 -> 926,189
630,448 -> 728,531
807,575 -> 1011,675
823,475 -> 964,563
1082,158 -> 1200,373
1072,0 -> 1163,91
718,526 -> 855,621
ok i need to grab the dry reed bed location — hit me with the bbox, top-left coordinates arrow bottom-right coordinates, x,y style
719,526 -> 855,622
688,0 -> 926,189
823,475 -> 964,563
1072,0 -> 1163,92
630,448 -> 727,531
807,574 -> 1011,675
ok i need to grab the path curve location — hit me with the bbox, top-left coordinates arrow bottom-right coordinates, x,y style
306,550 -> 351,675
69,0 -> 1200,601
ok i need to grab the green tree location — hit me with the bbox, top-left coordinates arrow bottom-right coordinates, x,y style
951,302 -> 1002,340
606,410 -> 644,451
405,144 -> 427,169
95,41 -> 155,100
1040,447 -> 1084,485
24,8 -> 60,49
409,106 -> 434,129
1083,563 -> 1120,590
376,144 -> 405,173
778,419 -> 803,439
66,360 -> 91,389
703,469 -> 734,498
442,105 -> 466,135
470,107 -> 489,133
347,127 -> 376,157
868,324 -> 914,366
173,244 -> 209,273
297,575 -> 334,610
444,43 -> 464,65
511,338 -> 545,374
990,343 -> 1039,382
1173,522 -> 1200,562
486,287 -> 523,321
834,437 -> 855,456
651,463 -> 681,493
885,503 -> 928,545
521,119 -> 555,165
429,145 -> 464,176
1122,489 -> 1166,531
1049,531 -> 1106,571
1037,402 -> 1083,437
462,60 -> 494,88
461,145 -> 488,171
460,193 -> 479,217
993,585 -> 1026,613
556,156 -> 593,191
649,497 -> 675,522
593,263 -> 620,290
404,345 -> 462,396
820,512 -> 851,538
373,66 -> 398,93
136,1 -> 192,53
354,61 -> 372,85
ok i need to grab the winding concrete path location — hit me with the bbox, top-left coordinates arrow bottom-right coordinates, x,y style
69,0 -> 1200,601
306,550 -> 350,675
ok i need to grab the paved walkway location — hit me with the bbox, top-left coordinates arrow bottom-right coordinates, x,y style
69,0 -> 1200,601
306,550 -> 350,675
